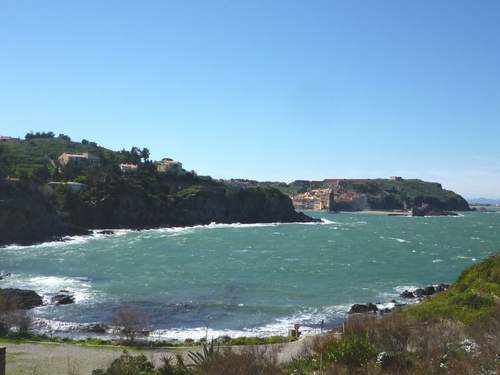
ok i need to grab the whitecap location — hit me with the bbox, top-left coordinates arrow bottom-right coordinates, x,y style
1,274 -> 98,304
380,236 -> 410,243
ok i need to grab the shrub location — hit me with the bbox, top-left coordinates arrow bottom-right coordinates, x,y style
286,357 -> 320,374
191,345 -> 283,375
112,305 -> 147,344
91,351 -> 154,375
324,334 -> 377,369
377,351 -> 414,374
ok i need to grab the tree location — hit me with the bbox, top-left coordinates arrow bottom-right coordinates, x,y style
141,148 -> 150,162
0,145 -> 10,178
32,165 -> 50,183
58,133 -> 71,142
112,305 -> 147,344
25,131 -> 55,140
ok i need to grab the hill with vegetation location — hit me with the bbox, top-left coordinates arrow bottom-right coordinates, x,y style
228,178 -> 470,213
0,132 -> 314,246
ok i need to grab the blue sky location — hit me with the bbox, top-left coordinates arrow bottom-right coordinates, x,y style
1,1 -> 499,197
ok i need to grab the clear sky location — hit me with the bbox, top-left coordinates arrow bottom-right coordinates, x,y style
1,1 -> 499,198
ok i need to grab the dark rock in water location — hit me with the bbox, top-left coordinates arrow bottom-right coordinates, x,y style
52,294 -> 75,305
97,230 -> 115,235
423,286 -> 436,295
0,288 -> 43,309
400,290 -> 416,298
348,303 -> 378,314
414,288 -> 425,297
83,324 -> 108,333
412,204 -> 457,217
436,283 -> 449,292
405,284 -> 448,299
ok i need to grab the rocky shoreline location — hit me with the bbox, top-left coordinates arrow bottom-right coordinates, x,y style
1,281 -> 450,340
347,283 -> 450,316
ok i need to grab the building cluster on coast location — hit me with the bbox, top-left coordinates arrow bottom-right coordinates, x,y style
291,177 -> 404,212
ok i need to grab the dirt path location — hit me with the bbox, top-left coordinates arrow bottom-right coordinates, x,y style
2,336 -> 321,375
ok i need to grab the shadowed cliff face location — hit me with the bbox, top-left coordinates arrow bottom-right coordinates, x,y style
66,186 -> 314,229
0,181 -> 89,246
0,180 -> 315,246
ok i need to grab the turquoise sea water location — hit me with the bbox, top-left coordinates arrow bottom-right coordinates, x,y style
1,210 -> 499,339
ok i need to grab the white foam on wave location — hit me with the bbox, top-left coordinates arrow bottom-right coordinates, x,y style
138,219 -> 337,237
376,302 -> 396,310
1,229 -> 131,251
1,274 -> 98,304
394,285 -> 420,294
319,218 -> 337,225
379,236 -> 410,243
30,304 -> 351,341
2,219 -> 337,250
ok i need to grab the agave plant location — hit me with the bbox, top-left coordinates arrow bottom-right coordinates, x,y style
187,339 -> 220,368
157,354 -> 191,375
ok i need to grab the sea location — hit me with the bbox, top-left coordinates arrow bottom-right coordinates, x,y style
1,209 -> 499,340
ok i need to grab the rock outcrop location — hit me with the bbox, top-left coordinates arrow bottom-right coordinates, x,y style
0,180 -> 90,246
0,288 -> 43,309
400,283 -> 449,299
348,303 -> 379,314
51,293 -> 75,305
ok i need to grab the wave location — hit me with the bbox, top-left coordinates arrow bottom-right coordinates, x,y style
1,274 -> 98,304
379,236 -> 411,243
2,220 -> 337,250
1,229 -> 131,251
29,304 -> 350,341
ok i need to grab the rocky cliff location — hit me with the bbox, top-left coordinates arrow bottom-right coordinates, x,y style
62,184 -> 313,229
0,180 -> 89,246
0,180 -> 315,246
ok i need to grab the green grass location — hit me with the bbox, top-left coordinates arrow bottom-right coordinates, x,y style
227,335 -> 296,346
405,253 -> 500,324
0,333 -> 296,351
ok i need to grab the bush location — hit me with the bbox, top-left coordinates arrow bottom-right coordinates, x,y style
377,351 -> 414,374
324,334 -> 377,369
112,305 -> 147,344
92,351 -> 154,375
191,345 -> 283,375
0,295 -> 32,335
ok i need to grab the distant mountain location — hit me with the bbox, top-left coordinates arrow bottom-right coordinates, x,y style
468,197 -> 500,205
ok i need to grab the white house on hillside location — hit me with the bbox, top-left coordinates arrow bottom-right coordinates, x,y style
156,158 -> 183,174
58,152 -> 100,166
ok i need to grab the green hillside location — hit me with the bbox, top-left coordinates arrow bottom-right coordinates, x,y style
0,134 -> 126,179
406,253 -> 500,324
